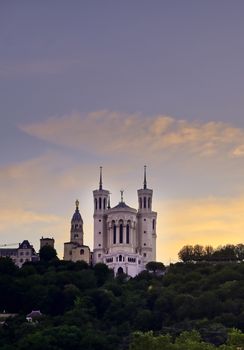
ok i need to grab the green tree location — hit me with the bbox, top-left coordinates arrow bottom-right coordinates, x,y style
178,245 -> 194,262
146,261 -> 165,274
39,245 -> 58,262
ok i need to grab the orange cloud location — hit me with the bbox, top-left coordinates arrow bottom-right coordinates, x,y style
20,111 -> 244,159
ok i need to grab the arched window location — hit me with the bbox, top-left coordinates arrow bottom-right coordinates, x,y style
126,223 -> 130,244
139,197 -> 142,209
99,197 -> 102,210
148,197 -> 151,209
119,255 -> 122,262
103,198 -> 106,209
113,222 -> 116,244
119,221 -> 123,243
144,197 -> 147,208
95,198 -> 97,210
80,249 -> 84,255
152,219 -> 155,230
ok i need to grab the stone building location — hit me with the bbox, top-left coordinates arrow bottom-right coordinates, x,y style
63,200 -> 91,264
40,237 -> 55,250
93,166 -> 157,277
0,240 -> 39,268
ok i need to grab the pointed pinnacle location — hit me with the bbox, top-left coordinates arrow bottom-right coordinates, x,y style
99,166 -> 103,190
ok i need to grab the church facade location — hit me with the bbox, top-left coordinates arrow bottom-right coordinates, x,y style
93,167 -> 157,277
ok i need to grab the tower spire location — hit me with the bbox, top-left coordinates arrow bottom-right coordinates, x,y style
99,166 -> 103,190
75,199 -> 79,210
143,165 -> 147,189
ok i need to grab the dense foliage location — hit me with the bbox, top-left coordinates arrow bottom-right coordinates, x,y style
178,244 -> 244,263
0,256 -> 243,349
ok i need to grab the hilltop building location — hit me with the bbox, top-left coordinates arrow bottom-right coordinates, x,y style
0,240 -> 39,268
40,237 -> 55,250
93,166 -> 157,277
63,167 -> 157,277
63,200 -> 91,264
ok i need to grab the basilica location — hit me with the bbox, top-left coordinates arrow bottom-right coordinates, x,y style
64,167 -> 157,277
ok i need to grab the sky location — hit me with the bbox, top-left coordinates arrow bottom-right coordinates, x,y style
1,0 -> 244,263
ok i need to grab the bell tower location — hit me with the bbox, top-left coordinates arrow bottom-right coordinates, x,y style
93,167 -> 109,264
137,166 -> 157,262
70,199 -> 84,245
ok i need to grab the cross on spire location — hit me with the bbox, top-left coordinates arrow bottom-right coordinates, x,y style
75,199 -> 79,209
143,165 -> 147,189
120,189 -> 124,202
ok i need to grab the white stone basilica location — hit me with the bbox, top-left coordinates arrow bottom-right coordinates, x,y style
93,167 -> 157,277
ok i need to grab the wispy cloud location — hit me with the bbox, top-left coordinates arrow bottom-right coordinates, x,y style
0,58 -> 82,77
20,110 -> 244,158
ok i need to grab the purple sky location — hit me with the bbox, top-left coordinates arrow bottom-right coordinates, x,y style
1,1 -> 244,262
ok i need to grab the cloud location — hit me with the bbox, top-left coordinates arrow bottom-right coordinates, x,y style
157,196 -> 244,263
0,58 -> 81,77
0,208 -> 59,231
20,111 -> 244,159
232,145 -> 244,158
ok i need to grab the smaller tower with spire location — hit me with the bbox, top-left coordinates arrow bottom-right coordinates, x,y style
64,200 -> 90,263
70,199 -> 84,245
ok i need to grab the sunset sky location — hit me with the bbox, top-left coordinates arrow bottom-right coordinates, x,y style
1,1 -> 244,263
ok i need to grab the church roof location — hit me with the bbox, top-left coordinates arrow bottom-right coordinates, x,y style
112,201 -> 132,209
72,208 -> 83,222
71,200 -> 83,222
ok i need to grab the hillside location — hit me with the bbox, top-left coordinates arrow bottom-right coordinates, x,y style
0,257 -> 243,349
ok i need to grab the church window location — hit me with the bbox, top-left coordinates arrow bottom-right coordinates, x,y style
74,234 -> 78,238
99,231 -> 101,234
148,197 -> 151,209
152,219 -> 155,230
103,198 -> 106,209
119,222 -> 123,243
144,243 -> 146,246
95,198 -> 97,210
80,249 -> 84,255
98,244 -> 101,247
99,197 -> 102,210
126,224 -> 130,244
139,198 -> 142,209
144,197 -> 147,208
119,255 -> 122,262
98,254 -> 101,258
144,218 -> 146,221
143,253 -> 147,257
99,219 -> 101,222
113,224 -> 116,244
144,231 -> 146,233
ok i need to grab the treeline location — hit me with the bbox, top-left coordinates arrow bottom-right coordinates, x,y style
0,251 -> 243,349
130,329 -> 244,350
178,243 -> 244,263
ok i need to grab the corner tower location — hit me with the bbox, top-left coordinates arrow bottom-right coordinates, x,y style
137,166 -> 157,262
93,167 -> 109,264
